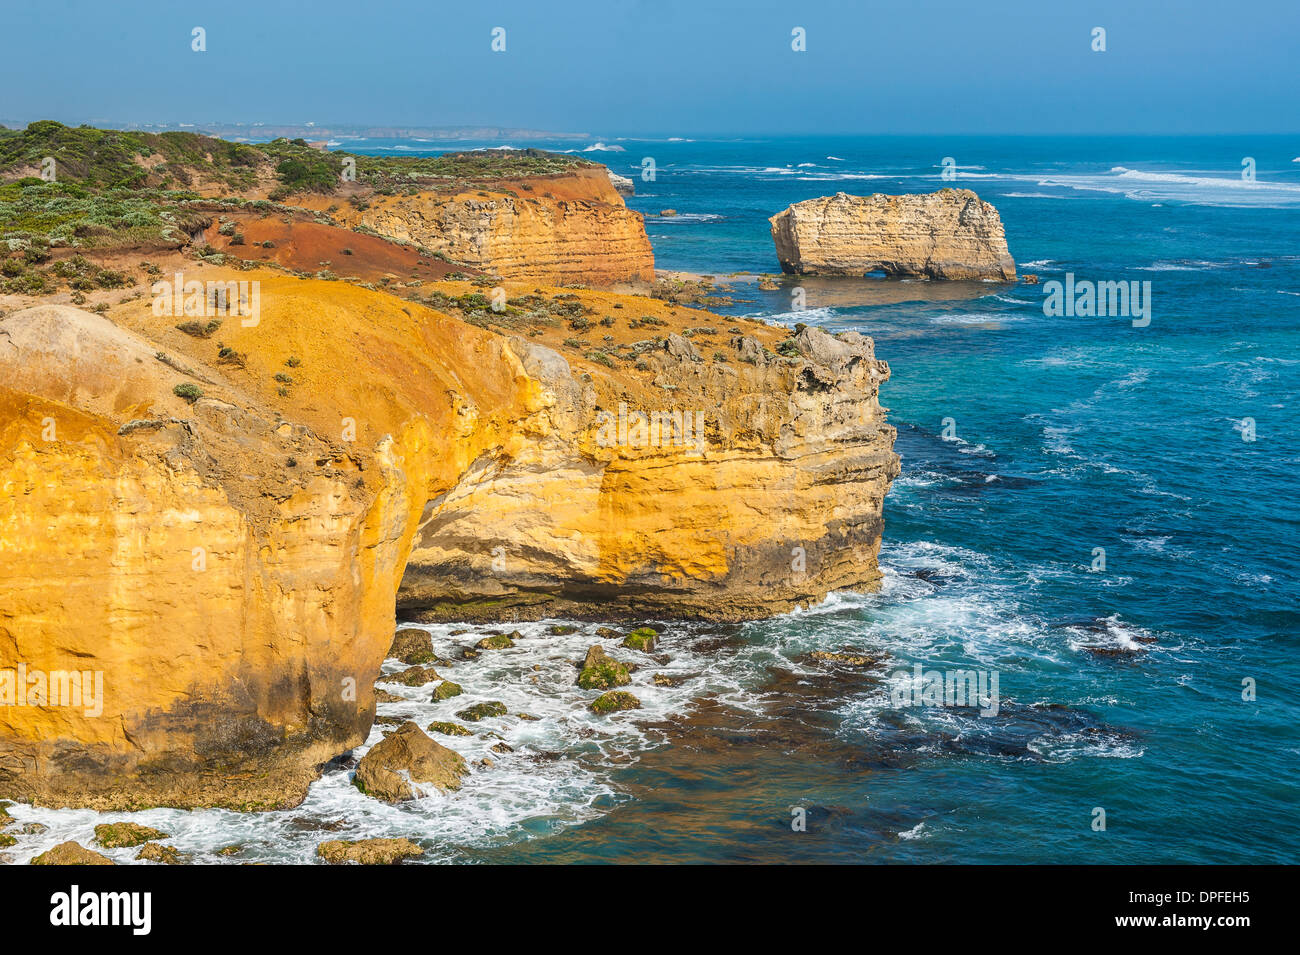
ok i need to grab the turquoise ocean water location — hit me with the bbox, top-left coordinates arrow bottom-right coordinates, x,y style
5,136 -> 1295,864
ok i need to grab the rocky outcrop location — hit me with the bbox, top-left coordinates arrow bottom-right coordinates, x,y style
0,266 -> 896,810
769,189 -> 1015,280
330,166 -> 654,286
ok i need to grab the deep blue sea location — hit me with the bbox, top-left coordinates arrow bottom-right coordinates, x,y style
7,136 -> 1295,864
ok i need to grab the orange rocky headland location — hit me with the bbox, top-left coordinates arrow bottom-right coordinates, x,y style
0,124 -> 897,809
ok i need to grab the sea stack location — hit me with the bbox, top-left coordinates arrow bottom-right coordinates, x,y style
769,189 -> 1016,281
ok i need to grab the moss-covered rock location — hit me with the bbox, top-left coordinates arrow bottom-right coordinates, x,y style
0,834 -> 15,848
621,627 -> 659,652
374,688 -> 405,703
476,633 -> 515,650
432,681 -> 463,701
427,720 -> 472,737
137,842 -> 188,864
216,844 -> 244,857
94,822 -> 170,848
354,721 -> 468,802
388,628 -> 436,664
456,701 -> 508,722
516,712 -> 541,721
31,841 -> 114,865
385,665 -> 441,686
317,838 -> 424,865
576,644 -> 631,689
548,624 -> 578,635
589,691 -> 641,714
595,626 -> 621,639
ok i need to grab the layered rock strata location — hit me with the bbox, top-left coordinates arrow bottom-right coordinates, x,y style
769,189 -> 1015,280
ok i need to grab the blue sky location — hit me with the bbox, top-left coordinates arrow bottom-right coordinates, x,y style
1,0 -> 1296,134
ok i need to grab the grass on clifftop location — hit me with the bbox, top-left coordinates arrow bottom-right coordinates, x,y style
0,122 -> 595,199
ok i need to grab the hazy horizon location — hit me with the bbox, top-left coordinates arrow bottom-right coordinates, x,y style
2,0 -> 1297,137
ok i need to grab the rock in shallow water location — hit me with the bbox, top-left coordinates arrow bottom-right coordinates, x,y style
94,822 -> 170,848
388,628 -> 436,664
577,645 -> 632,689
317,837 -> 424,865
354,722 -> 468,802
590,691 -> 641,714
31,841 -> 114,865
456,701 -> 508,722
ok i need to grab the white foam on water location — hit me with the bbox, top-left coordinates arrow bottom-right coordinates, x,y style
743,305 -> 837,326
929,311 -> 1025,326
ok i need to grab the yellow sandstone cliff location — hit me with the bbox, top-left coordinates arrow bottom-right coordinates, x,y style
0,269 -> 896,810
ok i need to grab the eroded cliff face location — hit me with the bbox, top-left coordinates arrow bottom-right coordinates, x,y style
769,189 -> 1016,281
399,326 -> 898,621
0,286 -> 544,809
317,166 -> 654,286
0,269 -> 895,809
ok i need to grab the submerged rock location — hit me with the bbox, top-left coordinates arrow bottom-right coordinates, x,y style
94,822 -> 170,848
590,691 -> 641,714
769,189 -> 1015,280
317,837 -> 424,865
809,649 -> 881,668
353,722 -> 468,802
31,841 -> 114,865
